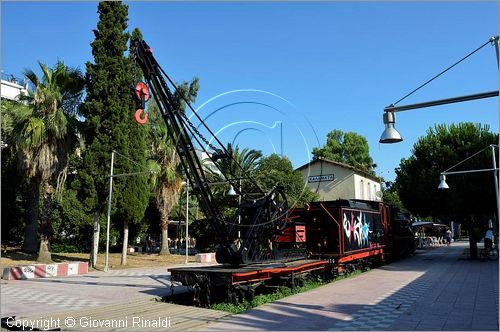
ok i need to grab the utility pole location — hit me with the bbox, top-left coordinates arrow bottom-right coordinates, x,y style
185,177 -> 189,264
104,151 -> 115,272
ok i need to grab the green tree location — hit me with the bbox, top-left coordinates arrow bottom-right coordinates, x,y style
255,154 -> 318,208
185,144 -> 263,251
1,100 -> 27,245
147,76 -> 199,255
115,27 -> 150,265
212,143 -> 263,179
395,122 -> 498,258
79,2 -> 148,266
51,187 -> 92,252
312,129 -> 376,174
206,143 -> 263,218
381,181 -> 404,211
10,61 -> 84,261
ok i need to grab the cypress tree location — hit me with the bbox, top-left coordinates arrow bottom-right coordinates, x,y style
115,26 -> 150,264
79,2 -> 149,266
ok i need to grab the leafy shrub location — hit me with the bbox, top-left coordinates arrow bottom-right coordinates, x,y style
50,243 -> 86,253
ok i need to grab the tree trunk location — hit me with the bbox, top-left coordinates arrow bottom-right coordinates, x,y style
159,216 -> 170,255
22,177 -> 40,253
37,239 -> 52,263
90,211 -> 100,268
37,183 -> 54,263
121,219 -> 129,265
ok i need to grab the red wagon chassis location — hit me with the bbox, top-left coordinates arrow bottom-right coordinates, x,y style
169,259 -> 329,289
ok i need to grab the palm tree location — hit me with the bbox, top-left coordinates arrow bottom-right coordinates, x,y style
148,109 -> 182,255
148,79 -> 199,255
208,143 -> 263,191
226,143 -> 262,177
11,61 -> 84,261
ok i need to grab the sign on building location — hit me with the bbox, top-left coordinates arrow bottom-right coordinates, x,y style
308,174 -> 334,183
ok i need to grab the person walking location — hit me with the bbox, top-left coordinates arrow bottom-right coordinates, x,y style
484,228 -> 494,253
446,228 -> 452,246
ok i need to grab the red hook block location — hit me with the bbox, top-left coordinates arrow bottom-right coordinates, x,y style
135,82 -> 150,102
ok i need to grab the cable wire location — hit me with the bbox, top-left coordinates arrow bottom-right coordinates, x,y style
443,144 -> 497,173
391,37 -> 495,107
113,150 -> 151,172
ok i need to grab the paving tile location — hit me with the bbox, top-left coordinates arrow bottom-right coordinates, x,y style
448,310 -> 474,317
389,321 -> 419,330
471,324 -> 498,331
443,324 -> 473,331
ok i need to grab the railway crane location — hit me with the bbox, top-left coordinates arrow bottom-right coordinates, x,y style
130,38 -> 414,307
130,38 -> 327,305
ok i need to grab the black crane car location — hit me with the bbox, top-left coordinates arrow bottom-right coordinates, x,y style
130,38 -> 415,307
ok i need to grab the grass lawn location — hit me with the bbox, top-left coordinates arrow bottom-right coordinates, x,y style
1,246 -> 195,270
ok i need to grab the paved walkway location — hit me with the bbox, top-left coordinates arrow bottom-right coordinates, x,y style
1,263 -> 209,318
4,299 -> 229,331
202,240 -> 499,331
2,242 -> 497,331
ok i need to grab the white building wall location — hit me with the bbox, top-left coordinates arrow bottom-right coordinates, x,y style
299,162 -> 356,201
298,160 -> 382,202
1,79 -> 28,101
353,174 -> 382,201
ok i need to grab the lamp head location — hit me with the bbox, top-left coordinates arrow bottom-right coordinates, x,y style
226,185 -> 238,196
379,111 -> 403,144
438,174 -> 449,189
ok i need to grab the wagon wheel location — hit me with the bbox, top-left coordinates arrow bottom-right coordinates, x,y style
245,288 -> 255,302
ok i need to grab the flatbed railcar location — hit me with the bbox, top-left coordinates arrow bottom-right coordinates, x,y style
169,259 -> 328,306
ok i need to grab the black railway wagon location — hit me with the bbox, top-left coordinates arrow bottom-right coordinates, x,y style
285,199 -> 415,269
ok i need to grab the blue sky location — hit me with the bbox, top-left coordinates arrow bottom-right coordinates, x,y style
2,1 -> 498,182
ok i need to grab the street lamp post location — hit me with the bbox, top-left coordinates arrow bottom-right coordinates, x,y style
104,150 -> 153,272
181,178 -> 239,264
490,144 -> 500,213
438,144 -> 500,229
280,121 -> 283,157
226,178 -> 243,247
379,91 -> 499,143
379,35 -> 499,144
185,177 -> 189,264
104,151 -> 115,272
380,36 -> 500,259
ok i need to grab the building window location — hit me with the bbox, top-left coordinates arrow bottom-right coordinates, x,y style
360,179 -> 364,199
367,182 -> 371,200
374,184 -> 377,200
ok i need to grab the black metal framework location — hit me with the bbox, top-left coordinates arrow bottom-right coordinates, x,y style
131,39 -> 292,266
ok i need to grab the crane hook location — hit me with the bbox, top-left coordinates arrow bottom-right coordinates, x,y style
133,82 -> 150,125
134,109 -> 148,125
135,82 -> 150,102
